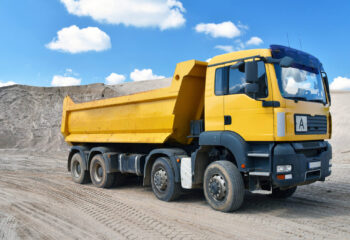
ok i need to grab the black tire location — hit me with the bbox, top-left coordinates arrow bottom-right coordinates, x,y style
90,154 -> 115,188
270,186 -> 297,199
151,157 -> 181,202
203,161 -> 245,212
113,172 -> 126,187
70,153 -> 90,184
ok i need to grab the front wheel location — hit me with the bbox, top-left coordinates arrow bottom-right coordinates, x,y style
270,186 -> 297,198
203,161 -> 245,212
151,157 -> 181,202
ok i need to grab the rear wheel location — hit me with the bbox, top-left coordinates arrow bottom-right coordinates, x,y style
70,153 -> 90,184
270,186 -> 297,198
151,157 -> 181,201
90,154 -> 115,188
203,161 -> 245,212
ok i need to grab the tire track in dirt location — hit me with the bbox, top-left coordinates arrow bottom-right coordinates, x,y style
0,171 -> 205,240
31,177 -> 205,240
0,215 -> 18,240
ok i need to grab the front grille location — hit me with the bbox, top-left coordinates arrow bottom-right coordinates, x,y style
295,115 -> 327,135
292,141 -> 328,157
306,170 -> 321,179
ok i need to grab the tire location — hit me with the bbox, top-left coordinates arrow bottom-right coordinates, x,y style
203,161 -> 245,212
90,154 -> 115,188
113,172 -> 126,187
151,157 -> 181,202
70,153 -> 90,184
270,186 -> 297,199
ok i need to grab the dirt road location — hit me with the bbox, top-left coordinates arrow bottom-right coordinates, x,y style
0,149 -> 349,240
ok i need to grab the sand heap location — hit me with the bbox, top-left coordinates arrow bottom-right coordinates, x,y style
0,79 -> 171,152
0,80 -> 349,158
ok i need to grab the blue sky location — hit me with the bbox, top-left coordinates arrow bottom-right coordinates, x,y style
0,0 -> 349,89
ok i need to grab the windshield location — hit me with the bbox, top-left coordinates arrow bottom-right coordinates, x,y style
275,64 -> 327,104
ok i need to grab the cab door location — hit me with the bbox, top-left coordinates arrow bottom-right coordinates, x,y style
204,65 -> 225,131
223,61 -> 274,141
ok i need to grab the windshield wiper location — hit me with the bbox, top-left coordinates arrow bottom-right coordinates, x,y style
286,96 -> 325,104
286,96 -> 308,102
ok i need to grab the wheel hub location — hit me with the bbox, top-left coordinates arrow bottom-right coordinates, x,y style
208,174 -> 227,201
94,164 -> 103,182
154,169 -> 167,191
72,161 -> 81,178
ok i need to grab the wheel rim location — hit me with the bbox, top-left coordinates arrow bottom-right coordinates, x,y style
93,163 -> 103,182
208,174 -> 227,201
153,168 -> 168,192
72,160 -> 81,178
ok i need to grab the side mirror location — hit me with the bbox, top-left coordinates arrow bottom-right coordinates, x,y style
279,56 -> 294,68
321,71 -> 331,105
245,83 -> 259,95
245,61 -> 258,83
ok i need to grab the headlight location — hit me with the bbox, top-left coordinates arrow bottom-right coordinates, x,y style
277,165 -> 292,173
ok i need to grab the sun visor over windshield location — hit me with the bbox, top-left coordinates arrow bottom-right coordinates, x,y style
270,45 -> 322,73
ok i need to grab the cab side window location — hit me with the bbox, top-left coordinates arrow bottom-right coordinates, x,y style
228,67 -> 246,94
215,61 -> 268,98
214,67 -> 228,96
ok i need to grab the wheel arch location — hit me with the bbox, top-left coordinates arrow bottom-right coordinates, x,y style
199,131 -> 248,171
143,148 -> 187,186
88,146 -> 114,173
68,146 -> 89,172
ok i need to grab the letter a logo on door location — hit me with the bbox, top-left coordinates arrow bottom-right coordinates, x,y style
296,116 -> 307,132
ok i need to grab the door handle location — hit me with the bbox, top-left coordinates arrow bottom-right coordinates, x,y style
224,115 -> 232,125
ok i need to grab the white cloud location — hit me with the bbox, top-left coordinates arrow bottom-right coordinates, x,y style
215,45 -> 233,53
46,25 -> 111,54
206,58 -> 212,62
246,36 -> 263,46
214,37 -> 263,54
51,69 -> 81,86
234,39 -> 245,50
105,73 -> 126,85
237,21 -> 249,30
130,69 -> 165,81
330,76 -> 350,91
0,81 -> 16,88
60,0 -> 186,30
51,75 -> 81,86
195,21 -> 241,38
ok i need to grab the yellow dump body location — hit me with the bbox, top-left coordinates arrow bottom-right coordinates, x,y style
61,60 -> 208,145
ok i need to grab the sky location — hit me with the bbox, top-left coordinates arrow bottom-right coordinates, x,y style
0,0 -> 349,90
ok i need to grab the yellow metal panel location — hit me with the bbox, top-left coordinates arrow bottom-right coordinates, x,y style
204,63 -> 225,131
224,95 -> 274,141
274,102 -> 330,141
61,60 -> 207,145
65,132 -> 172,143
205,49 -> 275,141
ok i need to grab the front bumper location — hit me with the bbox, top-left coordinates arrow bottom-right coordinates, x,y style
272,141 -> 332,188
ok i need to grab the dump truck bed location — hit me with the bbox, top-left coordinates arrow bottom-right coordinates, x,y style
61,60 -> 207,145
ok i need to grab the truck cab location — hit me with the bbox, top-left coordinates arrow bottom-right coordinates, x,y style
200,45 -> 331,204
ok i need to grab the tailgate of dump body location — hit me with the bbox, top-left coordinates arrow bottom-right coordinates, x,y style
61,60 -> 208,145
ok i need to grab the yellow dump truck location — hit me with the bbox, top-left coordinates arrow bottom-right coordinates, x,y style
61,45 -> 332,212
